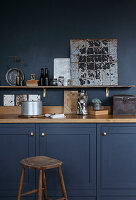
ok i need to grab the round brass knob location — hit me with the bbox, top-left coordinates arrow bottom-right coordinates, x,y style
103,132 -> 107,136
41,132 -> 45,136
30,132 -> 34,136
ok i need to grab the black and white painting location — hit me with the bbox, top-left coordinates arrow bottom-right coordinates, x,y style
70,39 -> 118,86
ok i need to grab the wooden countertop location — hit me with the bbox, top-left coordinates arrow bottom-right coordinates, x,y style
0,114 -> 136,123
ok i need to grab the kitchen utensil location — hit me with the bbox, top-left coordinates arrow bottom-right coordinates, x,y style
6,68 -> 24,86
21,100 -> 42,116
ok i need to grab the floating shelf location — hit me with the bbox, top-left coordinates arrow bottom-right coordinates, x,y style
0,85 -> 135,88
0,85 -> 135,97
0,86 -> 45,88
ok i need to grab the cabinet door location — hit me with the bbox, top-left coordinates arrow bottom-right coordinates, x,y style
0,124 -> 36,197
39,124 -> 96,198
97,124 -> 136,200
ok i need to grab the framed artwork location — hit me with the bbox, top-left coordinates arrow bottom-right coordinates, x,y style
16,95 -> 27,106
54,58 -> 71,86
28,95 -> 41,101
70,39 -> 118,86
3,95 -> 15,106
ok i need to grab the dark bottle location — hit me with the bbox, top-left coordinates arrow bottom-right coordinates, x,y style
44,68 -> 49,86
39,68 -> 44,86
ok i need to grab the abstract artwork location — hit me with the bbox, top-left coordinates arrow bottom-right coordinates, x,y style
54,58 -> 71,86
3,95 -> 15,106
16,95 -> 27,106
28,95 -> 41,101
70,39 -> 118,86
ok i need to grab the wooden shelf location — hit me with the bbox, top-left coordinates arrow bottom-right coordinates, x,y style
0,85 -> 135,97
0,86 -> 45,88
0,85 -> 135,89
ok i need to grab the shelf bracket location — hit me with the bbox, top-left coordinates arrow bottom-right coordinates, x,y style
43,88 -> 46,97
106,87 -> 109,97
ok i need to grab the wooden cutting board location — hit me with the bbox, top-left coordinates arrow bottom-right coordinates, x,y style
64,91 -> 78,114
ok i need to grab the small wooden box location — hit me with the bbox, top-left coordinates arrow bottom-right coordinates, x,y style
26,80 -> 39,87
90,109 -> 109,116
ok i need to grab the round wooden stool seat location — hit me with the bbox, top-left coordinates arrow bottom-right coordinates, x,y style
20,156 -> 62,169
18,156 -> 67,200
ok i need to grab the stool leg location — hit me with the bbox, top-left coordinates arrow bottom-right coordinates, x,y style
38,169 -> 43,200
17,167 -> 25,200
58,166 -> 68,200
42,170 -> 48,200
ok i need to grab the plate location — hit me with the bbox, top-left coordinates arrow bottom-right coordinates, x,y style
6,68 -> 24,86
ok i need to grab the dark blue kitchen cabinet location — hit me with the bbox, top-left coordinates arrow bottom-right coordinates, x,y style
1,122 -> 136,200
68,198 -> 96,200
97,123 -> 136,200
38,124 -> 96,199
0,124 -> 36,199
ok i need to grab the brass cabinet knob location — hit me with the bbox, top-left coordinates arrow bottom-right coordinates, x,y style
41,132 -> 45,136
30,132 -> 34,136
103,132 -> 107,136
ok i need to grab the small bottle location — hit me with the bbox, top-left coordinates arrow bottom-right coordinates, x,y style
16,73 -> 21,86
44,68 -> 49,86
39,68 -> 44,86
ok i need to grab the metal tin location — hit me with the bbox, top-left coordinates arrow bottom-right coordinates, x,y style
21,101 -> 42,116
113,95 -> 136,115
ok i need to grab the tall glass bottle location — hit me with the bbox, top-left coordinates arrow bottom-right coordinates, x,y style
39,68 -> 44,86
44,68 -> 49,86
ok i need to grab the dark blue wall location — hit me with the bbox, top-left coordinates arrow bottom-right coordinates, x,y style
0,0 -> 136,106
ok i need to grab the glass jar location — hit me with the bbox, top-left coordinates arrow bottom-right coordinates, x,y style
58,76 -> 64,86
52,78 -> 58,86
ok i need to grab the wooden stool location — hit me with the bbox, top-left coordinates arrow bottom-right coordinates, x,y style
17,156 -> 68,200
